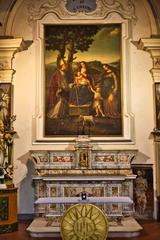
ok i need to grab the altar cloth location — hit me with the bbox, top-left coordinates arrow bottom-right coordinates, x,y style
35,196 -> 133,204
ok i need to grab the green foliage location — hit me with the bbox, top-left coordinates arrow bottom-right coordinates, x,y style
45,25 -> 101,56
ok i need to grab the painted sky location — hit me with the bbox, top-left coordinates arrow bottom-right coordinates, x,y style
45,25 -> 121,65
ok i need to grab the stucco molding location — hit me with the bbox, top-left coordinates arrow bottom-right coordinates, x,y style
0,69 -> 15,82
0,37 -> 25,82
138,38 -> 160,54
150,69 -> 160,82
138,37 -> 160,82
30,5 -> 135,143
27,0 -> 137,23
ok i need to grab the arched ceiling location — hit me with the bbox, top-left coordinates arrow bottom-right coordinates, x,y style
0,0 -> 160,35
149,0 -> 160,33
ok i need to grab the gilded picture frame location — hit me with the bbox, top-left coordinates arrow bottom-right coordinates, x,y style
44,24 -> 122,137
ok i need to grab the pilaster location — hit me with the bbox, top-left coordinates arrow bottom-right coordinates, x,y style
138,37 -> 160,205
0,37 -> 25,83
0,37 -> 25,187
138,37 -> 160,83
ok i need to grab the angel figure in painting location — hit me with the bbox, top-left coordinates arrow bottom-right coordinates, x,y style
91,86 -> 105,117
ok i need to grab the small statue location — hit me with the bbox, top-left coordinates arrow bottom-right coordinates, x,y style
79,151 -> 88,168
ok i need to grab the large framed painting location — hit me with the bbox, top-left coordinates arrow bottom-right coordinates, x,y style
44,24 -> 122,137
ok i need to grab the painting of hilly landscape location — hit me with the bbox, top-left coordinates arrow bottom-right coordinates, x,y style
44,24 -> 122,137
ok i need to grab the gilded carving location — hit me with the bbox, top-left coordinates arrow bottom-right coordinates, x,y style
79,151 -> 89,168
61,204 -> 108,240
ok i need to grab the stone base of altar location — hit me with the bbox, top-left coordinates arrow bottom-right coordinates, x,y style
27,217 -> 143,238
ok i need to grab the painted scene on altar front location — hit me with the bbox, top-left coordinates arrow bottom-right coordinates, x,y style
44,24 -> 122,136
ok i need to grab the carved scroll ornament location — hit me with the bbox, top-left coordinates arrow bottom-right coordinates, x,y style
27,0 -> 137,23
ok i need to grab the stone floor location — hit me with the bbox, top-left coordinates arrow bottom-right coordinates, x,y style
26,216 -> 143,238
1,219 -> 160,240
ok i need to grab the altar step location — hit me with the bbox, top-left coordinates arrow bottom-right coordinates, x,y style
27,217 -> 143,238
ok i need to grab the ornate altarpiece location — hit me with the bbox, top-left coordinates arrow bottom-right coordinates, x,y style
28,136 -> 138,237
0,0 -> 159,237
26,0 -> 142,237
30,0 -> 136,143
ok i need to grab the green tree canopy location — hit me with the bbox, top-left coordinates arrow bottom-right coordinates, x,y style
45,25 -> 101,64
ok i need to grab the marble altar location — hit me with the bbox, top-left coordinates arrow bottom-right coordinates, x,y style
27,136 -> 142,237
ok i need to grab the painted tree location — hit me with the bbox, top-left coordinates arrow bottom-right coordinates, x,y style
45,25 -> 102,113
45,25 -> 101,67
